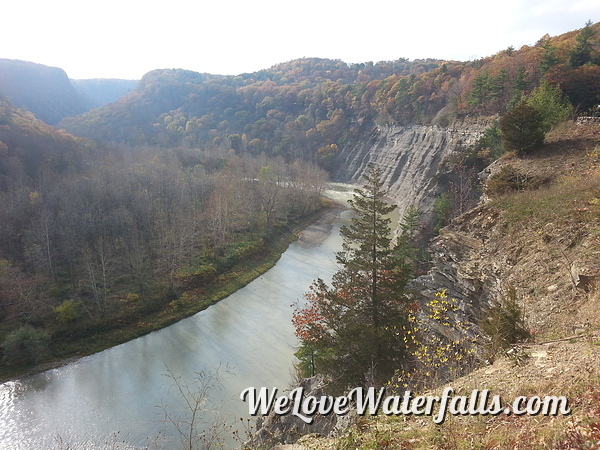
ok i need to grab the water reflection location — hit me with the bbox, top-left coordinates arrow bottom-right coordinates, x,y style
0,206 -> 352,449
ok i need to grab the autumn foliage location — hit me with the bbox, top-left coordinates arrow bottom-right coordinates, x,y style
292,165 -> 414,391
57,22 -> 599,168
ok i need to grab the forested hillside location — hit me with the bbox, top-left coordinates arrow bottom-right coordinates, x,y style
71,78 -> 138,109
60,23 -> 600,171
0,59 -> 138,125
0,94 -> 328,374
0,21 -> 599,382
0,59 -> 89,125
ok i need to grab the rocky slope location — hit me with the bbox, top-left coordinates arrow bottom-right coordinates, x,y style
411,122 -> 600,336
334,117 -> 493,222
259,121 -> 600,449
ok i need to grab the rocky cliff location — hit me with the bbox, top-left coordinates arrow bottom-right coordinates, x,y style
283,123 -> 600,449
410,123 -> 600,337
334,117 -> 493,222
258,123 -> 600,449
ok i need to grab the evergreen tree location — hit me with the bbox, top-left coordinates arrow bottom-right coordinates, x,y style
540,41 -> 561,73
499,101 -> 546,156
433,193 -> 452,232
510,67 -> 529,107
526,81 -> 574,132
469,72 -> 492,108
399,204 -> 421,240
569,21 -> 596,68
293,164 -> 412,391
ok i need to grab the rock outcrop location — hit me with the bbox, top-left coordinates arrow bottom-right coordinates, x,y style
410,134 -> 600,337
334,118 -> 493,222
407,206 -> 504,340
246,376 -> 353,448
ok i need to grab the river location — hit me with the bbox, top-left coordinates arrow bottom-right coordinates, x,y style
0,192 -> 354,449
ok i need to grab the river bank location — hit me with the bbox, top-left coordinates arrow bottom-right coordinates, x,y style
0,194 -> 353,449
0,201 -> 346,384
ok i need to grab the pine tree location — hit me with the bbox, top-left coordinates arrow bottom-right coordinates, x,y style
569,21 -> 596,68
293,164 -> 412,391
499,100 -> 546,157
540,41 -> 561,73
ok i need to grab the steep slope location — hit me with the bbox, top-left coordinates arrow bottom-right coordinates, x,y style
0,59 -> 138,125
295,336 -> 600,449
0,59 -> 88,124
412,121 -> 600,336
334,116 -> 493,221
57,23 -> 600,158
281,121 -> 600,449
0,96 -> 89,189
70,78 -> 138,109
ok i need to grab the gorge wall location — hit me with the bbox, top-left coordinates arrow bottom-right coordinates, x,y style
334,117 -> 493,222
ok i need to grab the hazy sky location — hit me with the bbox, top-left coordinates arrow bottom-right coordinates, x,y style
4,0 -> 599,80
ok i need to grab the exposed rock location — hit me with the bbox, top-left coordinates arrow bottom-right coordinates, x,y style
409,132 -> 600,338
334,119 -> 492,222
408,206 -> 503,327
247,376 -> 351,448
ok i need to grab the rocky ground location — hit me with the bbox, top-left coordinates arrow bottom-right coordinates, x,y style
286,330 -> 600,449
264,122 -> 600,449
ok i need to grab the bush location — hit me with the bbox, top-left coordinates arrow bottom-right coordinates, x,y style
473,122 -> 505,160
480,286 -> 530,360
54,299 -> 79,322
485,165 -> 545,197
2,325 -> 50,366
433,193 -> 452,232
176,264 -> 217,288
222,239 -> 264,266
526,81 -> 573,132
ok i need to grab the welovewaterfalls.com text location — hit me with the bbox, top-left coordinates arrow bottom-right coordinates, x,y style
240,387 -> 571,425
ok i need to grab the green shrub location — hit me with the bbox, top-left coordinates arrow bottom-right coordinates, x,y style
54,299 -> 79,322
473,122 -> 505,160
433,193 -> 452,232
526,81 -> 573,132
499,101 -> 546,156
223,239 -> 264,265
480,286 -> 530,360
176,264 -> 217,288
2,325 -> 50,366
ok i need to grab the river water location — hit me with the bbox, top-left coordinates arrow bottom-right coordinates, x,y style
0,194 -> 353,449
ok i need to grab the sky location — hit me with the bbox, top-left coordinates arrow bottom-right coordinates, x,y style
3,0 -> 599,80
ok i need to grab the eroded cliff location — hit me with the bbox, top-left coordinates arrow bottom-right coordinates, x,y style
334,117 -> 493,222
411,123 -> 600,337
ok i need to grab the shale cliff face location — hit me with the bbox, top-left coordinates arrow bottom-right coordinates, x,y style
334,118 -> 492,221
411,126 -> 600,337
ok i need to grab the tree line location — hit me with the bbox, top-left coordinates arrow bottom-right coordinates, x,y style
60,23 -> 599,169
0,101 -> 328,367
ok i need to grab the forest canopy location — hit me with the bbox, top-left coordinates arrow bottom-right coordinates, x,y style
1,21 -> 598,372
59,23 -> 600,167
0,97 -> 328,368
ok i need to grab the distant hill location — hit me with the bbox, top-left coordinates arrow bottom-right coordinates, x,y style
58,58 -> 452,151
0,59 -> 89,124
59,22 -> 600,162
71,78 -> 138,109
0,95 -> 89,190
0,59 -> 138,125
